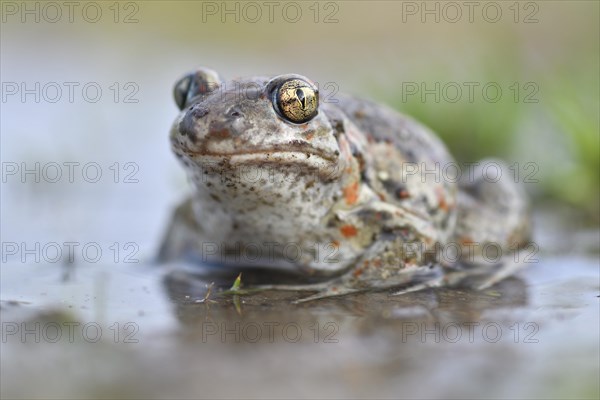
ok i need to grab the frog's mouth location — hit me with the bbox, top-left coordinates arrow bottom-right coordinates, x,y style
177,148 -> 344,180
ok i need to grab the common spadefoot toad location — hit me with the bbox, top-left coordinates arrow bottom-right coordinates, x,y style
159,68 -> 531,301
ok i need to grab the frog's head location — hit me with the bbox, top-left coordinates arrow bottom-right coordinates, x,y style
170,67 -> 345,174
169,68 -> 358,217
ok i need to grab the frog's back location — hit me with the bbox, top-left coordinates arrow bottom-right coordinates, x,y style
332,93 -> 458,243
336,94 -> 455,166
333,93 -> 530,260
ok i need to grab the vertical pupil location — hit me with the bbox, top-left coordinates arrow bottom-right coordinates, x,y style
295,88 -> 307,109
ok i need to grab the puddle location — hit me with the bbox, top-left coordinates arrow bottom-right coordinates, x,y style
1,221 -> 598,399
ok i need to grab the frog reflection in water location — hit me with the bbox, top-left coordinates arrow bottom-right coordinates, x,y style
159,68 -> 531,302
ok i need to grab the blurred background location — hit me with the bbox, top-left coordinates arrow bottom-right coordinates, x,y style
1,1 -> 598,399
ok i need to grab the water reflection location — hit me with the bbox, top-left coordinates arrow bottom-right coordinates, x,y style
2,255 -> 597,399
162,267 -> 529,341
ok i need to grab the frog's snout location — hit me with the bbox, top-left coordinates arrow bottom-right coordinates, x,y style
178,103 -> 249,147
178,104 -> 210,142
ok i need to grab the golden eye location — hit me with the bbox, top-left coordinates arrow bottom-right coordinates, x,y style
275,79 -> 318,123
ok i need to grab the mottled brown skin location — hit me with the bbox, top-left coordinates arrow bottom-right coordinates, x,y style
159,68 -> 531,301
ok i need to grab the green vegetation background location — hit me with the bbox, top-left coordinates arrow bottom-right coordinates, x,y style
157,1 -> 599,223
12,1 -> 596,222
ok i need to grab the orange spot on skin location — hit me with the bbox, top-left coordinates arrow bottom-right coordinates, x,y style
305,132 -> 314,141
353,268 -> 364,278
436,186 -> 448,211
331,240 -> 340,249
460,236 -> 475,245
209,128 -> 231,139
340,225 -> 358,238
343,181 -> 359,205
397,189 -> 410,199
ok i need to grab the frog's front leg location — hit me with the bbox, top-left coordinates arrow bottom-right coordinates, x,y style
259,202 -> 445,303
289,239 -> 443,303
157,198 -> 201,263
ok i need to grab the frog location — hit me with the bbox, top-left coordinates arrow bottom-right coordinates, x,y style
158,67 -> 531,302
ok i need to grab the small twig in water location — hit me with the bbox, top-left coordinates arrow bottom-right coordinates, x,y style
194,282 -> 217,304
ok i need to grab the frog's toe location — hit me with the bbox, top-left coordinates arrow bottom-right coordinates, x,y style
474,259 -> 526,290
292,287 -> 360,304
252,282 -> 359,303
390,269 -> 470,296
253,281 -> 361,303
254,282 -> 333,292
390,276 -> 445,296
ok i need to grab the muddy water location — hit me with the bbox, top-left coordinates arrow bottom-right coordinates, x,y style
1,213 -> 598,399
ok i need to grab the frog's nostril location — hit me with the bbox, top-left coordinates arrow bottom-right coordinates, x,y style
227,106 -> 244,119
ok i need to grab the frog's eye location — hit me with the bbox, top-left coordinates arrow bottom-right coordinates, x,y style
273,78 -> 319,124
173,67 -> 222,110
